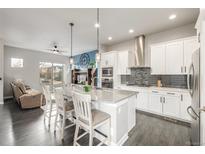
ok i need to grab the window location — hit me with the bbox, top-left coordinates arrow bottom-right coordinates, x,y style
39,62 -> 64,86
11,58 -> 23,68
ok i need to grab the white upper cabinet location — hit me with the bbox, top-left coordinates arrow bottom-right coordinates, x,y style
165,41 -> 184,74
101,52 -> 116,68
150,36 -> 199,75
117,50 -> 134,75
183,37 -> 199,74
150,45 -> 166,74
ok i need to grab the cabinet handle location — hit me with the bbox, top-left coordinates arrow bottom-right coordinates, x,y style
181,94 -> 183,101
152,91 -> 158,93
160,97 -> 162,103
167,92 -> 175,95
163,97 -> 165,103
181,66 -> 183,73
184,66 -> 186,73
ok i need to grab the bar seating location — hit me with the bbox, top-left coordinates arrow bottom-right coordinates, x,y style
72,90 -> 111,146
42,85 -> 56,129
54,87 -> 75,141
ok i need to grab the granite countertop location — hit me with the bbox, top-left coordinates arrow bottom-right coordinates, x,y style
90,89 -> 137,103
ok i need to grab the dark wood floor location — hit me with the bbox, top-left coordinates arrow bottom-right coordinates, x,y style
0,99 -> 191,146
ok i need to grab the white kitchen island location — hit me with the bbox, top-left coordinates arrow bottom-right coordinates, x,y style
90,89 -> 138,146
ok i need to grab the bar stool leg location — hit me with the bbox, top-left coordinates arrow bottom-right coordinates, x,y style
61,113 -> 66,140
89,128 -> 93,146
48,102 -> 52,128
54,110 -> 58,133
107,118 -> 111,145
73,123 -> 80,146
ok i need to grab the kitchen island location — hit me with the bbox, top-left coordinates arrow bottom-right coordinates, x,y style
90,89 -> 138,145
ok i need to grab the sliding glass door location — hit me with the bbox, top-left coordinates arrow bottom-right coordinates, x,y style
39,62 -> 64,88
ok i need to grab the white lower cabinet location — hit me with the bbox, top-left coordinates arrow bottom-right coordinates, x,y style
163,93 -> 180,118
148,91 -> 163,114
117,85 -> 191,122
128,95 -> 137,131
180,92 -> 192,121
147,89 -> 191,122
136,90 -> 149,110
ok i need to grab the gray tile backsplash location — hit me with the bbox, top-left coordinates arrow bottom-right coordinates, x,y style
121,68 -> 187,89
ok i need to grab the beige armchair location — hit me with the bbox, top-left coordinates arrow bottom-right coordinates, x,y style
10,81 -> 45,109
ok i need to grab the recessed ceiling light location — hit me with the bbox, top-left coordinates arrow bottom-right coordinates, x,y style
94,23 -> 100,28
108,36 -> 112,40
169,14 -> 176,20
129,29 -> 134,33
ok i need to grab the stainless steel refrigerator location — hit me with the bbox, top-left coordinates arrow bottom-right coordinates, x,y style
187,49 -> 200,146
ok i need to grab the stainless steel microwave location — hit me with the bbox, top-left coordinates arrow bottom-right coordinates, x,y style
102,67 -> 113,77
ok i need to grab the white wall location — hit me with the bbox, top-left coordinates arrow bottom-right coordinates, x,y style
106,23 -> 197,66
0,40 -> 4,104
4,46 -> 69,98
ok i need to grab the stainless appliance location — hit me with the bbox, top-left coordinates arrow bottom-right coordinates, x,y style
101,78 -> 113,88
129,35 -> 150,68
187,49 -> 200,145
102,67 -> 113,77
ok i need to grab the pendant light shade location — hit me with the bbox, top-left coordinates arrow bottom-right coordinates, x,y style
95,8 -> 101,63
69,57 -> 74,64
96,52 -> 101,62
69,23 -> 74,65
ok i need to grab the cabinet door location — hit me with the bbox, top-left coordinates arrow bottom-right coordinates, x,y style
117,51 -> 128,74
165,41 -> 183,74
116,100 -> 128,142
183,38 -> 199,74
107,52 -> 115,67
180,92 -> 192,121
101,53 -> 115,67
151,45 -> 166,74
148,91 -> 163,114
128,95 -> 137,131
163,93 -> 180,118
136,91 -> 149,110
101,54 -> 107,67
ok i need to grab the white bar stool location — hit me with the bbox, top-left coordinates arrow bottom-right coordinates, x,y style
54,87 -> 75,141
72,90 -> 111,146
42,85 -> 56,129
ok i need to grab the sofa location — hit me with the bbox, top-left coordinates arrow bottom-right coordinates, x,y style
10,80 -> 45,109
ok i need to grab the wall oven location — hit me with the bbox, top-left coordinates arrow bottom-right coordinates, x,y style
102,67 -> 113,77
101,77 -> 113,89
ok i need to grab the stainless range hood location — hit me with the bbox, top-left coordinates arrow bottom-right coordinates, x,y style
130,35 -> 150,68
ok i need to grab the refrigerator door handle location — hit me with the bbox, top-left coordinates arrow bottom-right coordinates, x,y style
187,63 -> 195,97
187,106 -> 199,120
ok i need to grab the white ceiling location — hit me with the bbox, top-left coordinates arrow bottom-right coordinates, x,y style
0,8 -> 199,56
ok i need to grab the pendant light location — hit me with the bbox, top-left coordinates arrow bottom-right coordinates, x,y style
95,8 -> 101,62
69,22 -> 74,65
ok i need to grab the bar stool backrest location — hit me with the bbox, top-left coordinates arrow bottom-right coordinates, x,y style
42,85 -> 51,104
72,91 -> 92,125
54,87 -> 65,110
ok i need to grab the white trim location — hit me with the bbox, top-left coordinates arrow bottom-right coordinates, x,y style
0,101 -> 4,104
4,96 -> 13,100
150,36 -> 197,47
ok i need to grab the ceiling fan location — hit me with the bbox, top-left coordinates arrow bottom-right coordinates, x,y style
46,42 -> 66,54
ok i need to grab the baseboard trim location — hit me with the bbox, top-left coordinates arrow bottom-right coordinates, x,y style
136,109 -> 191,127
4,96 -> 13,100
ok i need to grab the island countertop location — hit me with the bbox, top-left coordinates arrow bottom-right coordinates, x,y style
89,88 -> 138,104
64,86 -> 138,104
